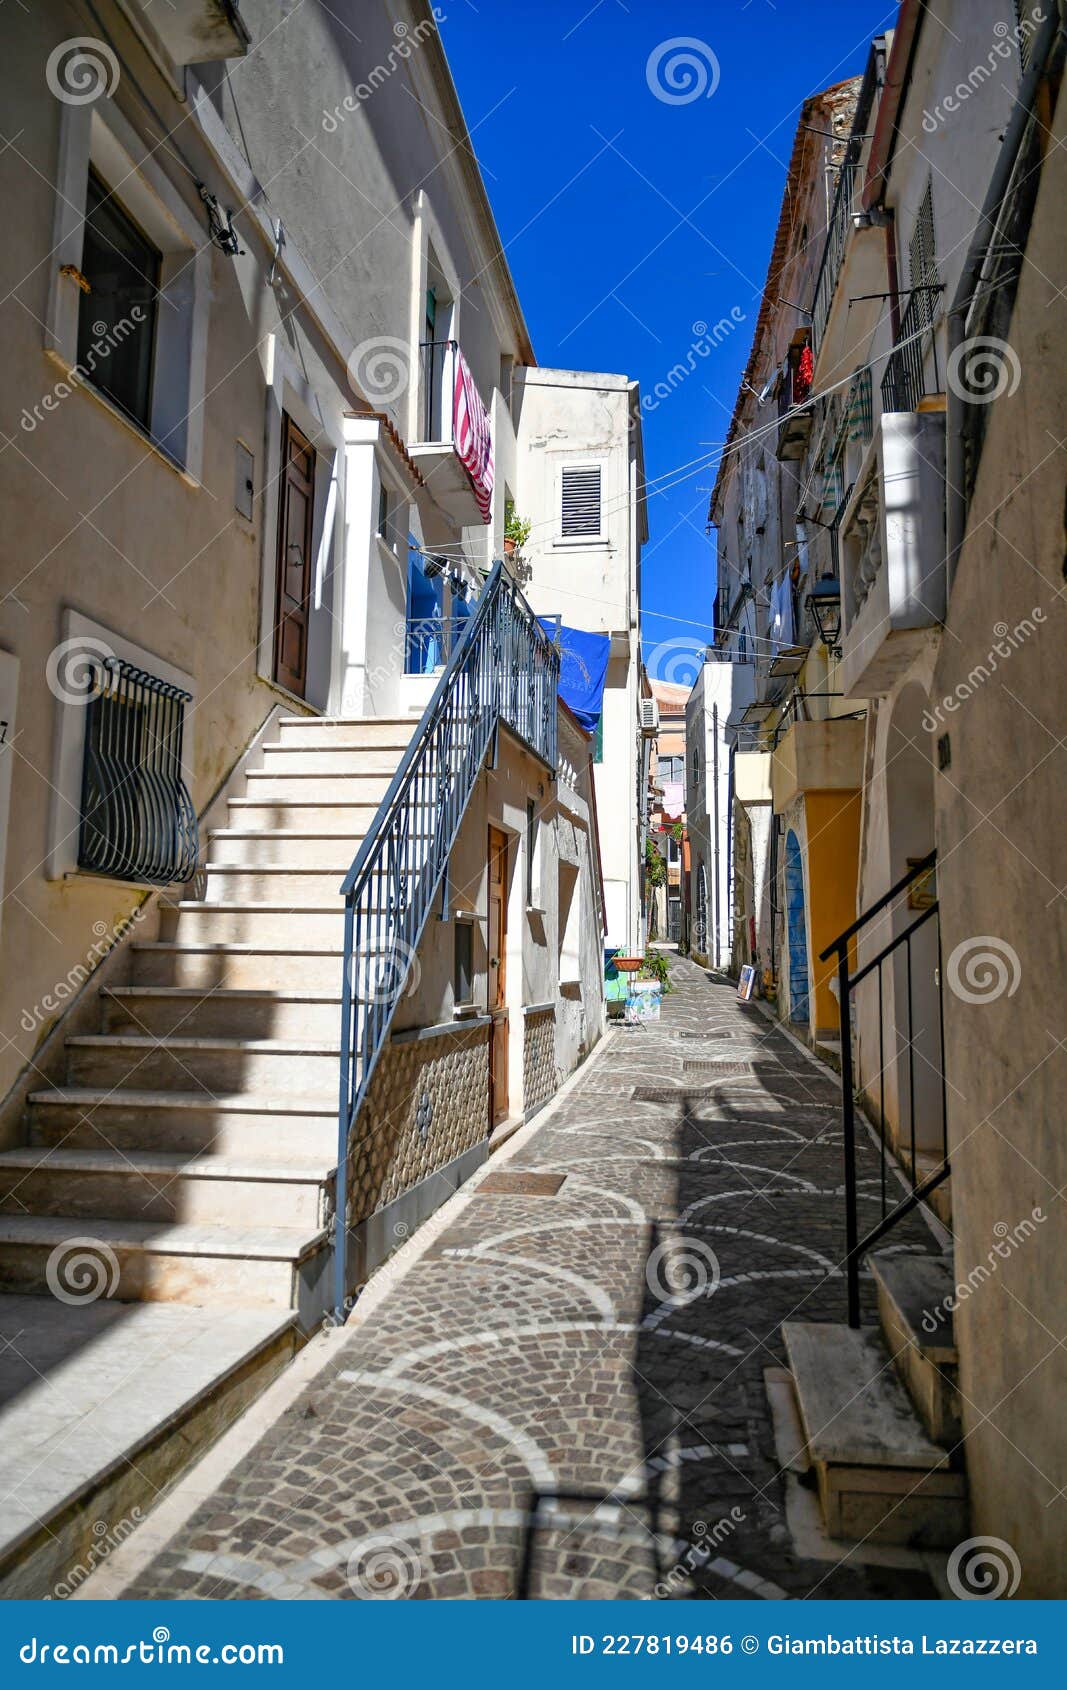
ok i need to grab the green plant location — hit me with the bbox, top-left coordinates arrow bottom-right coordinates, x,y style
504,500 -> 531,549
637,945 -> 671,991
644,834 -> 666,889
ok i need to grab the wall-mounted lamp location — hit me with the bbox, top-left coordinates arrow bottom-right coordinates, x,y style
805,574 -> 843,657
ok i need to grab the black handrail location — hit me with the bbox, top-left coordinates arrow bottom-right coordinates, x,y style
820,850 -> 946,1326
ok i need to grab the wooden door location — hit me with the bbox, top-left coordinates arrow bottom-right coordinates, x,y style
487,826 -> 509,1128
273,414 -> 315,697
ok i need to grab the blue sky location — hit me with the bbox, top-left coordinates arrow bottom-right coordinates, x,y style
440,0 -> 892,685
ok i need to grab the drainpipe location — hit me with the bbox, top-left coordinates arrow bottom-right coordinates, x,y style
884,208 -> 902,343
946,2 -> 1064,590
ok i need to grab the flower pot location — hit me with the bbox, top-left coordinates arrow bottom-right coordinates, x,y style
503,536 -> 517,557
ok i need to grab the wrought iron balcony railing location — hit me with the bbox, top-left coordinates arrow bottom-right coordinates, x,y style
78,658 -> 198,885
810,161 -> 863,356
336,562 -> 560,1311
880,286 -> 943,412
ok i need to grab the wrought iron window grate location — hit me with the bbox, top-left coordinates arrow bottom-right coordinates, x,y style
78,658 -> 198,885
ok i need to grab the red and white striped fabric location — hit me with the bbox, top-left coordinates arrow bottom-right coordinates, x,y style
452,346 -> 494,524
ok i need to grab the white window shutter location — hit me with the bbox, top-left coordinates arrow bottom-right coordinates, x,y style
561,464 -> 602,536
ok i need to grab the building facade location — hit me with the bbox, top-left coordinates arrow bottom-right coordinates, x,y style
699,0 -> 1066,1592
0,0 -> 640,1595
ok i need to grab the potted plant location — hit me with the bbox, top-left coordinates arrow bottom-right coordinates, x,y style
503,500 -> 531,559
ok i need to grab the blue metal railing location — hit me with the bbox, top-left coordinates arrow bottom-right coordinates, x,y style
334,561 -> 560,1311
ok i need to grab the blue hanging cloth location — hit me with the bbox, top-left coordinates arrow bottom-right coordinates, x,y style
539,620 -> 610,733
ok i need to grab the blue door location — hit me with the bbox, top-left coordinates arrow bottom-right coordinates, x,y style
784,830 -> 810,1024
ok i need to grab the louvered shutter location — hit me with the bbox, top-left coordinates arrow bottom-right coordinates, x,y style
561,464 -> 602,536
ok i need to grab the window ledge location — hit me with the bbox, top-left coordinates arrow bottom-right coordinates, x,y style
523,1001 -> 555,1016
60,361 -> 201,489
552,536 -> 610,550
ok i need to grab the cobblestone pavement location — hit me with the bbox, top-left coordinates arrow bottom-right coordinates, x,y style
123,956 -> 942,1601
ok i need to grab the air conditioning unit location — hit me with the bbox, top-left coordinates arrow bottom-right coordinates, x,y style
640,698 -> 660,734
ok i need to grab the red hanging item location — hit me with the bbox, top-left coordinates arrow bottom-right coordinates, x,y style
794,344 -> 814,403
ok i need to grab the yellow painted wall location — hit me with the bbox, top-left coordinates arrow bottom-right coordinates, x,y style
804,790 -> 862,1035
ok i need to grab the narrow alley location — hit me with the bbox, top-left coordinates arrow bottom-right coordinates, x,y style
97,956 -> 942,1602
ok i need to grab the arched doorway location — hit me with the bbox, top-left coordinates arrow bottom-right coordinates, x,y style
784,829 -> 810,1025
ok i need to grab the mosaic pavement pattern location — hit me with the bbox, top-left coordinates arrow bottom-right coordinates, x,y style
123,956 -> 940,1600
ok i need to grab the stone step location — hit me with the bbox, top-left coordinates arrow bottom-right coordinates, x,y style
208,829 -> 368,867
870,1252 -> 961,1445
102,986 -> 343,1041
160,903 -> 347,946
0,1215 -> 327,1309
131,943 -> 345,991
226,798 -> 380,833
201,865 -> 350,904
0,1298 -> 297,1598
28,1088 -> 338,1159
65,1033 -> 340,1096
782,1320 -> 967,1550
260,745 -> 403,776
243,770 -> 392,803
275,715 -> 415,748
0,1146 -> 332,1229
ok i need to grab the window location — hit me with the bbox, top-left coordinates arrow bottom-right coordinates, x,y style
79,657 -> 198,885
77,169 -> 160,431
738,629 -> 748,663
453,919 -> 474,1005
593,715 -> 604,764
561,463 -> 602,538
525,798 -> 540,908
908,180 -> 939,330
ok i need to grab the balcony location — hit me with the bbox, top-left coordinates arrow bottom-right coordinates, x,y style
410,340 -> 493,530
771,718 -> 865,813
735,751 -> 772,807
880,288 -> 943,413
775,339 -> 814,461
838,411 -> 947,698
148,1 -> 250,62
809,162 -> 885,388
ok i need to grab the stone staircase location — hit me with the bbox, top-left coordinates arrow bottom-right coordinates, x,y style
781,1251 -> 967,1550
0,714 -> 414,1594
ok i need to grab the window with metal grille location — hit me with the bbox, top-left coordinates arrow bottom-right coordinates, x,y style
908,180 -> 939,331
560,463 -> 602,537
78,658 -> 198,885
